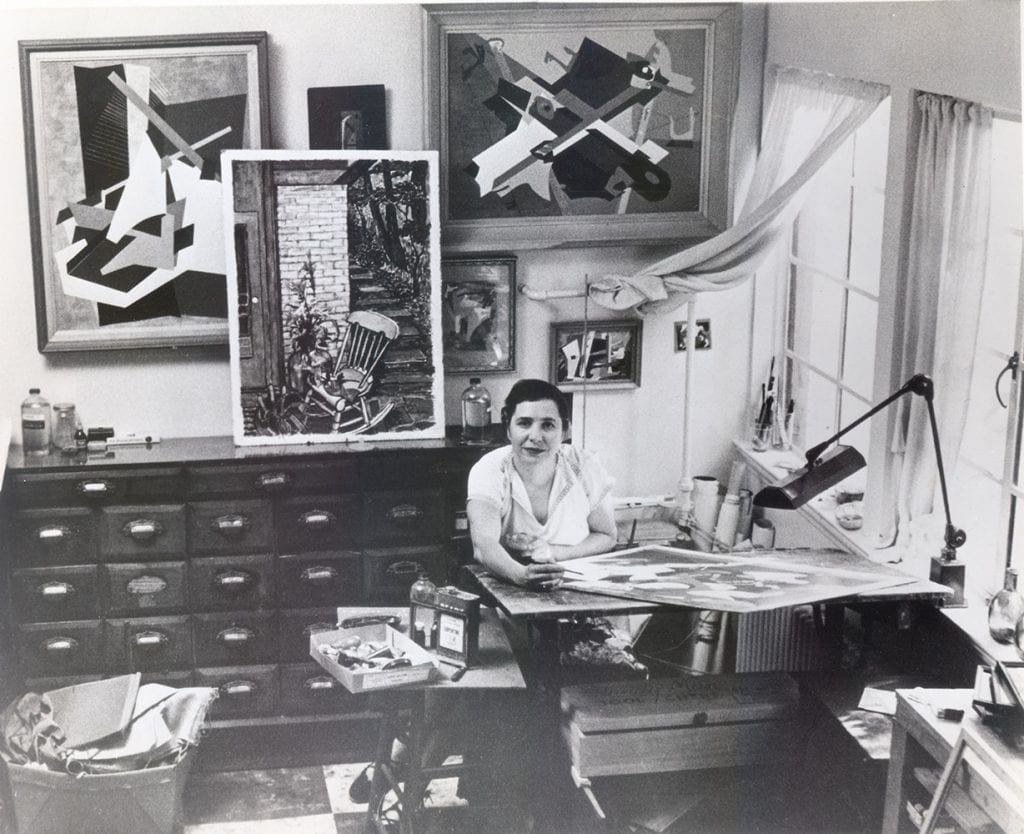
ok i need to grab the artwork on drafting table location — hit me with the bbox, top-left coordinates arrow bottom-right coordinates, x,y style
223,150 -> 444,446
559,546 -> 914,613
19,33 -> 269,352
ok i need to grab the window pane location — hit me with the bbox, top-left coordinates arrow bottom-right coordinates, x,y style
1011,494 -> 1024,573
952,463 -> 1004,595
793,185 -> 851,278
979,232 -> 1022,349
789,267 -> 844,376
853,98 -> 891,189
842,292 -> 879,400
803,368 -> 839,444
960,350 -> 1013,477
849,187 -> 885,295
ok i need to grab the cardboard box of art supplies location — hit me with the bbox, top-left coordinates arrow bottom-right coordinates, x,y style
1,681 -> 218,834
310,623 -> 437,693
560,672 -> 803,778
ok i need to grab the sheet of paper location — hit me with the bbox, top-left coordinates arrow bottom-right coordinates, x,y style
857,686 -> 897,716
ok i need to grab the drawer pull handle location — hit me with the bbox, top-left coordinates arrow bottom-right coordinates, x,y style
299,510 -> 336,530
38,581 -> 75,601
121,518 -> 164,542
220,680 -> 258,697
304,676 -> 337,693
256,472 -> 290,490
385,560 -> 426,579
303,622 -> 336,637
133,630 -> 168,649
218,626 -> 254,645
127,575 -> 168,596
213,569 -> 255,593
213,514 -> 249,537
300,566 -> 338,584
78,479 -> 113,496
387,503 -> 424,521
43,636 -> 79,654
37,525 -> 70,542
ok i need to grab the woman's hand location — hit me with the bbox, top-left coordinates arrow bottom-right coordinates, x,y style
516,560 -> 566,591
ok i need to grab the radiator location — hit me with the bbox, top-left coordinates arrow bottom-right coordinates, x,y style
734,606 -> 833,672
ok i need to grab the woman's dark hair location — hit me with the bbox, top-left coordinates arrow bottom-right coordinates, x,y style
500,378 -> 571,427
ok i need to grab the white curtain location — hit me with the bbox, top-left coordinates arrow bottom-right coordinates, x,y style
589,66 -> 889,315
881,93 -> 992,546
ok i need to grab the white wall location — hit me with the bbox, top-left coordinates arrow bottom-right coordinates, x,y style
0,2 -> 767,496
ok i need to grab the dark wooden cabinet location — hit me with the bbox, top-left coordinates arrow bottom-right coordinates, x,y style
0,434 -> 493,736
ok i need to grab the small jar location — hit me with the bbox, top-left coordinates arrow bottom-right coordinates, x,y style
52,403 -> 77,453
989,567 -> 1024,643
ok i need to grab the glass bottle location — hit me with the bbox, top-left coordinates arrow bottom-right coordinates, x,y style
21,388 -> 51,455
52,403 -> 77,454
409,573 -> 436,637
461,377 -> 492,445
988,567 -> 1024,643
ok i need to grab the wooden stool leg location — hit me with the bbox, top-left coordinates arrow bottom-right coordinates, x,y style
919,731 -> 968,834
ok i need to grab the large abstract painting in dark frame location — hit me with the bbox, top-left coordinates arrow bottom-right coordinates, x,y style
424,4 -> 739,251
223,150 -> 445,446
20,32 -> 270,352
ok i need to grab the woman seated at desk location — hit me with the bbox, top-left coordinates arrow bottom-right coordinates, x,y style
466,378 -> 618,589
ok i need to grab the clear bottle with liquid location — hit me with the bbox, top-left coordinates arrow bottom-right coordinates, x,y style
461,377 -> 492,445
21,388 -> 51,455
989,567 -> 1024,643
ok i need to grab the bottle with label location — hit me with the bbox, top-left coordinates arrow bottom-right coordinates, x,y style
21,388 -> 51,455
461,377 -> 492,445
988,566 -> 1024,643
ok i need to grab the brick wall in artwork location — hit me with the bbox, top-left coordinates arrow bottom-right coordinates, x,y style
275,184 -> 351,349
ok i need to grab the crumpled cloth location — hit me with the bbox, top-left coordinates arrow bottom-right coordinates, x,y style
587,274 -> 696,316
0,692 -> 66,769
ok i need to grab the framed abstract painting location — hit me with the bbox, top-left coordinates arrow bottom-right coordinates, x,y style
424,4 -> 739,250
307,84 -> 388,150
551,319 -> 642,389
19,32 -> 269,352
223,150 -> 445,446
441,254 -> 516,373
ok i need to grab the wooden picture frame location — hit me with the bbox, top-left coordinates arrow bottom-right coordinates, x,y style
223,150 -> 445,446
551,319 -> 642,389
424,4 -> 739,251
19,32 -> 270,352
442,254 -> 516,373
307,84 -> 388,150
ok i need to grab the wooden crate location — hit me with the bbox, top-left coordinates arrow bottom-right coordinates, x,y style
560,672 -> 804,777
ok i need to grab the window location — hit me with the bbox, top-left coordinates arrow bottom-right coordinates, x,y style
783,98 -> 891,477
951,115 -> 1023,596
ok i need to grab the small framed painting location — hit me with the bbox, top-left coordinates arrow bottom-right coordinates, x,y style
551,320 -> 642,389
307,84 -> 388,150
442,254 -> 516,373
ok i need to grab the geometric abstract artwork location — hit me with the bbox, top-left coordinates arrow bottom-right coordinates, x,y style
424,5 -> 740,250
223,150 -> 445,446
19,33 -> 269,351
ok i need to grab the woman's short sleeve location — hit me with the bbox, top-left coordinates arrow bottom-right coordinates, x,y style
466,448 -> 508,511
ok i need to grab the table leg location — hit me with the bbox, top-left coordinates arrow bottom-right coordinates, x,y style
398,696 -> 429,834
882,719 -> 910,834
919,731 -> 968,834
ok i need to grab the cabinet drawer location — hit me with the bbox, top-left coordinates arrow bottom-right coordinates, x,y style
140,669 -> 194,689
13,565 -> 101,622
276,494 -> 360,550
188,460 -> 357,497
362,546 -> 447,603
196,665 -> 279,719
277,551 -> 361,609
98,504 -> 186,558
193,611 -> 277,666
363,489 -> 446,545
17,620 -> 105,677
10,467 -> 184,507
190,553 -> 273,611
278,607 -> 339,663
105,561 -> 188,616
11,508 -> 96,565
279,662 -> 366,715
107,615 -> 192,672
189,499 -> 274,554
360,452 -> 446,488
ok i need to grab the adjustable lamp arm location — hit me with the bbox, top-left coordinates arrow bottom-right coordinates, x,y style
805,374 -> 965,561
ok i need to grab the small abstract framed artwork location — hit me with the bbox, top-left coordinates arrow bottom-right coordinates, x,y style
19,32 -> 270,352
551,319 -> 642,389
442,254 -> 516,373
674,318 -> 711,351
223,150 -> 445,446
307,84 -> 388,150
424,4 -> 740,250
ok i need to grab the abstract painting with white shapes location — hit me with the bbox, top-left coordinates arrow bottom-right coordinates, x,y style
559,546 -> 916,613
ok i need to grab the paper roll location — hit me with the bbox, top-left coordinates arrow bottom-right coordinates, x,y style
692,476 -> 720,535
713,494 -> 740,549
751,518 -> 776,549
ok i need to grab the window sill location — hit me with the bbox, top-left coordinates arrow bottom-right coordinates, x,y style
734,440 -> 1018,667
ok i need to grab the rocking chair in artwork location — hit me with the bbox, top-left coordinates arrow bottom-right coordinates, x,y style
310,310 -> 401,434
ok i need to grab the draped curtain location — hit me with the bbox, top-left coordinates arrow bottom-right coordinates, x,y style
881,93 -> 992,547
589,65 -> 889,315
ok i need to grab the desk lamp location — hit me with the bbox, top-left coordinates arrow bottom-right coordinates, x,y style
753,374 -> 967,606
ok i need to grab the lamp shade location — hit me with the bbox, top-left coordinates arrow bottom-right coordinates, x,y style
753,445 -> 866,510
